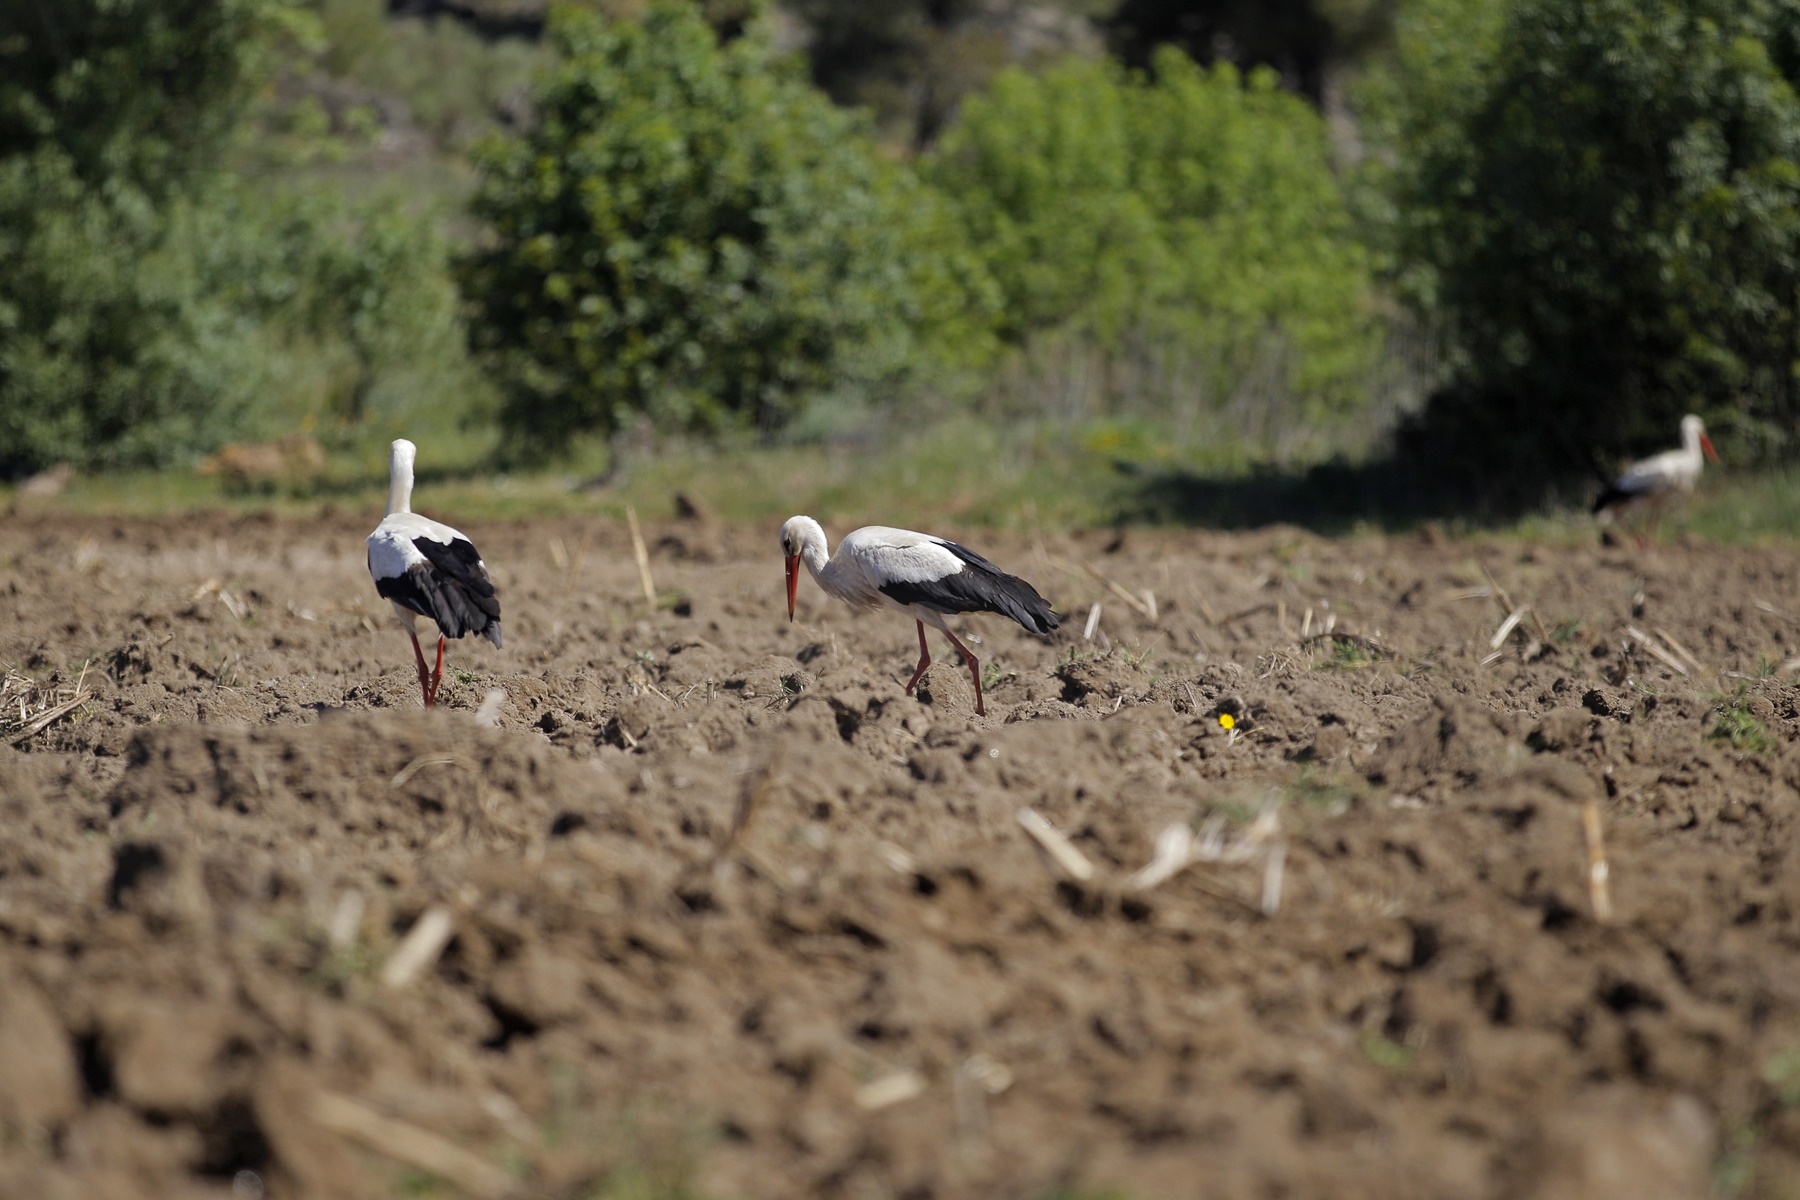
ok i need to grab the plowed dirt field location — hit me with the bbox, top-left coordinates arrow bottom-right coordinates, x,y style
3,509 -> 1800,1199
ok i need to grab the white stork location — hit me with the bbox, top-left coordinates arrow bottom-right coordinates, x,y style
1592,414 -> 1719,542
366,439 -> 502,708
780,515 -> 1059,716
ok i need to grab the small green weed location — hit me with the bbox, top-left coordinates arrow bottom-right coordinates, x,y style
1709,689 -> 1775,753
398,1168 -> 447,1197
1763,1045 -> 1800,1106
1318,635 -> 1374,671
307,941 -> 374,996
1711,1119 -> 1759,1198
1288,767 -> 1357,814
1357,1031 -> 1416,1070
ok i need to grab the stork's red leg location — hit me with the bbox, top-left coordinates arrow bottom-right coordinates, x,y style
903,619 -> 932,694
408,632 -> 434,708
428,635 -> 446,705
939,627 -> 985,717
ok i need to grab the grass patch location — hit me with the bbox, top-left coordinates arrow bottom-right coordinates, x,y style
1763,1045 -> 1800,1107
1313,634 -> 1379,671
6,416 -> 1137,529
1709,689 -> 1776,753
1287,766 -> 1359,814
19,408 -> 1800,546
1712,1119 -> 1760,1199
1357,1031 -> 1416,1070
1324,640 -> 1373,670
1548,617 -> 1585,647
1685,467 -> 1800,544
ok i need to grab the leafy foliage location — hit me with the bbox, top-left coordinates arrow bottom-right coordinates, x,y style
1105,0 -> 1400,103
925,49 -> 1380,426
461,2 -> 996,459
305,0 -> 551,154
786,0 -> 1073,148
1379,0 -> 1800,495
0,0 -> 303,195
0,0 -> 475,473
0,162 -> 463,471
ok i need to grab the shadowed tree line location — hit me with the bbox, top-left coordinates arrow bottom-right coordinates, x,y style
4,0 -> 1800,529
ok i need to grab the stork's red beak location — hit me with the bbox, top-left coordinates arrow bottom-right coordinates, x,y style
1702,433 -> 1719,464
785,554 -> 799,621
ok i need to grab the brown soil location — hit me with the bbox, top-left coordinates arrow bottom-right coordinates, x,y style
3,510 -> 1800,1200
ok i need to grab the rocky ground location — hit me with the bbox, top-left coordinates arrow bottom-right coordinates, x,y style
3,509 -> 1800,1199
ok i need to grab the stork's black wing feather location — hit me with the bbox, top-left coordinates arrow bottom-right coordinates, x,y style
412,536 -> 499,610
376,535 -> 503,644
1591,485 -> 1633,514
878,539 -> 1060,634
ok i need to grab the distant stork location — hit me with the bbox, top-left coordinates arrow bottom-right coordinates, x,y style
780,515 -> 1059,716
1592,414 -> 1719,543
366,440 -> 502,707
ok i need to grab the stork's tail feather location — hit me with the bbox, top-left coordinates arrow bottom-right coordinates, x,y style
992,573 -> 1060,636
1592,486 -> 1631,515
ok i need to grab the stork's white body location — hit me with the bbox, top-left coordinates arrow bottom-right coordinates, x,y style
780,516 -> 1058,716
367,512 -> 498,640
366,440 -> 501,706
797,525 -> 974,613
1593,415 -> 1719,542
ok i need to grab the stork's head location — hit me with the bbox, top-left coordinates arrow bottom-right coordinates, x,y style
779,516 -> 825,621
1681,415 -> 1719,464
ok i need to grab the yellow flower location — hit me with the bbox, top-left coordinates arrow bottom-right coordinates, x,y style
1218,713 -> 1236,730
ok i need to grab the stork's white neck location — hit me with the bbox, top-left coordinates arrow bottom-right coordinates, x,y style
796,523 -> 831,581
386,442 -> 416,516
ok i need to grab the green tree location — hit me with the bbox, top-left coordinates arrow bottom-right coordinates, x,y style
0,0 -> 300,195
0,0 -> 474,473
787,0 -> 1081,149
925,49 -> 1380,426
1105,0 -> 1400,106
1381,0 -> 1800,490
0,0 -> 298,472
461,2 -> 996,458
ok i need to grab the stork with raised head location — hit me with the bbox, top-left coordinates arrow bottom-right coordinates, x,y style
1592,415 -> 1720,543
366,440 -> 502,708
780,515 -> 1059,716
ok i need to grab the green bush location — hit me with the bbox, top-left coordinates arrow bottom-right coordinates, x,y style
0,0 -> 479,473
1378,0 -> 1800,490
307,0 -> 552,154
0,0 -> 300,196
0,153 -> 468,471
460,2 -> 996,459
924,49 -> 1382,430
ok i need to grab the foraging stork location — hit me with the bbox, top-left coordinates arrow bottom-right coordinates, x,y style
366,440 -> 502,707
1592,414 -> 1719,543
780,515 -> 1059,716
